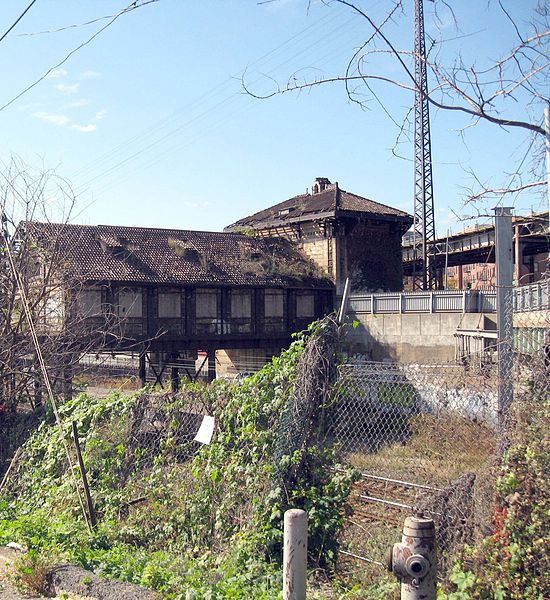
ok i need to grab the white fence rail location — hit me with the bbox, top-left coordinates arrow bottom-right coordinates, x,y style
347,290 -> 496,315
345,283 -> 550,315
513,281 -> 550,312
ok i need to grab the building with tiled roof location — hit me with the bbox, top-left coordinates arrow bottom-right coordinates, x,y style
23,222 -> 332,289
226,178 -> 413,293
21,221 -> 334,386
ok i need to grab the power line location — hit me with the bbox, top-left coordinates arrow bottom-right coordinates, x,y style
70,6 -> 345,183
0,0 -> 160,113
0,0 -> 40,45
73,9 -> 367,198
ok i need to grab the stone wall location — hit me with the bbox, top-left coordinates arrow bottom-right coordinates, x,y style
298,232 -> 336,281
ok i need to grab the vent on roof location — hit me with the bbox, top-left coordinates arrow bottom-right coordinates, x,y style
278,207 -> 295,216
168,237 -> 202,263
98,233 -> 124,250
312,177 -> 331,194
97,232 -> 135,258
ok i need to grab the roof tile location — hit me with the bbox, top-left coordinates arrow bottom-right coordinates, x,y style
225,183 -> 411,230
23,222 -> 333,289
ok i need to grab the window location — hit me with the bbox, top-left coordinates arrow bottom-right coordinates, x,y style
229,290 -> 252,333
265,289 -> 284,318
39,290 -> 64,330
264,289 -> 285,333
118,288 -> 143,318
231,290 -> 251,318
113,287 -> 143,337
196,288 -> 221,334
157,288 -> 183,335
196,289 -> 217,318
158,290 -> 181,318
296,292 -> 315,318
77,287 -> 103,318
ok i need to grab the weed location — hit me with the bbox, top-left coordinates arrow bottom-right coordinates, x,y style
11,549 -> 57,597
0,319 -> 357,598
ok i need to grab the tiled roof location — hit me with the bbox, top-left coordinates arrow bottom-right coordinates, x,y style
225,182 -> 412,230
22,222 -> 333,288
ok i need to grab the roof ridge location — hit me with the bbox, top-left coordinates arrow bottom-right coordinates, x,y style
28,221 -> 256,238
339,188 -> 410,216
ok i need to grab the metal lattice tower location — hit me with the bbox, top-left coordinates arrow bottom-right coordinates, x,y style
412,0 -> 437,290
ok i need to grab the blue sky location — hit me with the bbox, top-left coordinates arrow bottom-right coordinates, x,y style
0,0 -> 545,237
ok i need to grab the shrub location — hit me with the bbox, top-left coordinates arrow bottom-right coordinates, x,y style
0,319 -> 358,597
439,396 -> 550,599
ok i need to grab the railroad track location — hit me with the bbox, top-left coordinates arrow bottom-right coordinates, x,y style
339,472 -> 444,565
352,472 -> 443,525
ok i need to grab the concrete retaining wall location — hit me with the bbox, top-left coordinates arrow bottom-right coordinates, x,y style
346,312 -> 497,363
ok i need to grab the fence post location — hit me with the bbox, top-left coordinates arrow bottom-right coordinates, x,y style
337,278 -> 351,325
494,207 -> 514,453
283,509 -> 307,600
388,514 -> 437,600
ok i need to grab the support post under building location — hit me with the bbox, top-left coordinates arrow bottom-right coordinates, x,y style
207,351 -> 216,382
138,351 -> 147,388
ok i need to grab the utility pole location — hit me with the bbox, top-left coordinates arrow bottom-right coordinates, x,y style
545,107 -> 550,267
494,207 -> 514,453
412,0 -> 437,290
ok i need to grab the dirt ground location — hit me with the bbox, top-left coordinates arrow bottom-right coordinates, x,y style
0,581 -> 46,600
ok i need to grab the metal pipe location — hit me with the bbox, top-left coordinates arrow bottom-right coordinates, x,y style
360,494 -> 415,511
494,207 -> 514,452
337,277 -> 351,325
338,549 -> 383,566
359,495 -> 443,517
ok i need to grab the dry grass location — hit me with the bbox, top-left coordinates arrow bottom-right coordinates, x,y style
11,552 -> 57,597
336,412 -> 497,591
345,412 -> 497,486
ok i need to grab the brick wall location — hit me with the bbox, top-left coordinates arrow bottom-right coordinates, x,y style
343,220 -> 404,292
256,219 -> 405,293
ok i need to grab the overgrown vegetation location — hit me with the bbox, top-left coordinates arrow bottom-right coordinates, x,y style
439,394 -> 550,599
239,237 -> 331,282
0,319 -> 359,598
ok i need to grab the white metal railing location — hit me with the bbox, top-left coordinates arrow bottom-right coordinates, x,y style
347,290 -> 496,315
513,281 -> 550,312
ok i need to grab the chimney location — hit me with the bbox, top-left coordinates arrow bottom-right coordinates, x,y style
311,177 -> 331,194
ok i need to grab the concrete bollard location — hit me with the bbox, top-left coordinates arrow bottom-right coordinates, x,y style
388,514 -> 437,600
283,509 -> 307,600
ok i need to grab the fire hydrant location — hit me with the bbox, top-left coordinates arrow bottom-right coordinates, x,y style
387,514 -> 437,600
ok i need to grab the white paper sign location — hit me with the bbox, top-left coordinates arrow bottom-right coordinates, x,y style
193,415 -> 215,445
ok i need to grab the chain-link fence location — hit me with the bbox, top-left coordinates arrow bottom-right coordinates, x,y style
1,302 -> 548,594
326,361 -> 499,578
327,295 -> 550,588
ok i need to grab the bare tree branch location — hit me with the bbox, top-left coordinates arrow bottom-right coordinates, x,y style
244,2 -> 548,135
